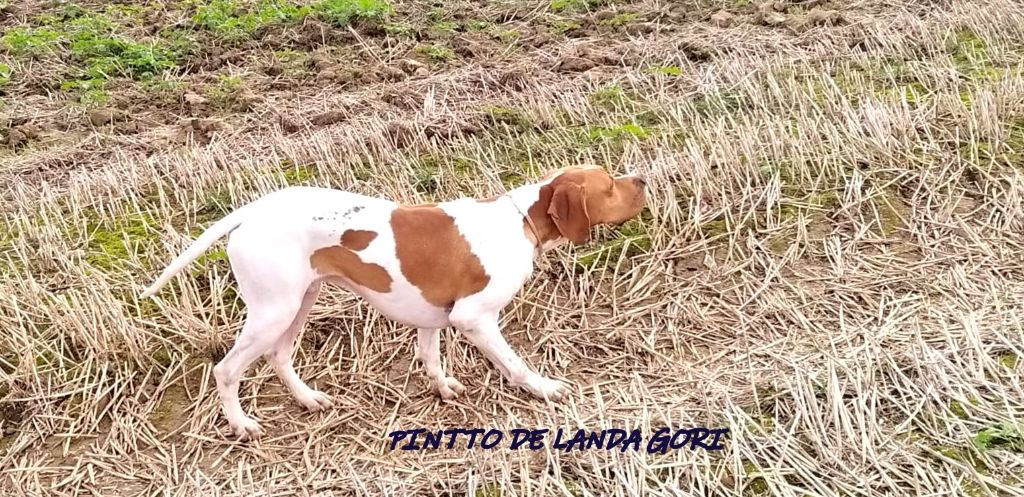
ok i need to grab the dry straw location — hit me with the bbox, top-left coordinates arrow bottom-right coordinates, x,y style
2,0 -> 1024,495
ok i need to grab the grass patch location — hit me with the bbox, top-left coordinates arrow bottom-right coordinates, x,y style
998,352 -> 1019,369
192,0 -> 390,39
69,28 -> 177,81
973,423 -> 1024,453
475,483 -> 502,497
692,87 -> 744,116
587,122 -> 652,142
3,7 -> 182,99
549,0 -> 610,13
599,12 -> 640,28
647,64 -> 683,77
932,445 -> 989,473
193,0 -> 311,40
1,27 -> 62,56
85,211 -> 160,271
575,216 -> 652,269
382,21 -> 415,37
590,84 -> 629,109
948,28 -> 1000,79
487,26 -> 521,44
206,73 -> 246,108
484,106 -> 533,131
416,44 -> 456,63
413,154 -> 441,195
281,163 -> 318,185
548,19 -> 582,36
314,0 -> 392,28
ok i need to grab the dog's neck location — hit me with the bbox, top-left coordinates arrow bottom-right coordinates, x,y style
503,182 -> 567,253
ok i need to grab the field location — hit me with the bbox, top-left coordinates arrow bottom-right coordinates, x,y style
2,0 -> 1024,495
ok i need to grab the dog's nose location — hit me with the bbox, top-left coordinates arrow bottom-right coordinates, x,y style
632,176 -> 647,189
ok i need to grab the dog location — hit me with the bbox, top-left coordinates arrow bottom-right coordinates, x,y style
140,165 -> 647,439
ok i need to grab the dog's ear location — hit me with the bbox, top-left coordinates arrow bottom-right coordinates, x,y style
547,183 -> 591,244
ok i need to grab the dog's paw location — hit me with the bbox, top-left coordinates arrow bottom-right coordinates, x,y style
296,390 -> 334,412
229,416 -> 263,441
528,377 -> 570,402
436,376 -> 466,401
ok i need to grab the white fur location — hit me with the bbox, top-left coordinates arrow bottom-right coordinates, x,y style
141,180 -> 570,439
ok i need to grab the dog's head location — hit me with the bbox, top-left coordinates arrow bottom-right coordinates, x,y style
529,165 -> 647,245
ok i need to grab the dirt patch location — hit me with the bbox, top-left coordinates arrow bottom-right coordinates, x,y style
149,383 -> 190,434
2,123 -> 44,148
385,121 -> 416,148
310,110 -> 348,126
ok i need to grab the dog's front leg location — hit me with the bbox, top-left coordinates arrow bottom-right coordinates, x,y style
416,328 -> 466,400
450,313 -> 569,401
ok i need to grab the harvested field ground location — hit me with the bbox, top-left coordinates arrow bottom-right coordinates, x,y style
2,0 -> 1024,495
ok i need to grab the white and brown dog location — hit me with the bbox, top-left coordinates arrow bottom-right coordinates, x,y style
141,165 -> 647,439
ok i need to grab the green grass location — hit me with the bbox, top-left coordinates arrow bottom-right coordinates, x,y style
692,87 -> 744,116
587,122 -> 652,142
192,0 -> 390,38
575,216 -> 653,269
590,84 -> 629,108
0,63 -> 10,87
281,163 -> 318,185
3,8 -> 181,99
85,211 -> 160,271
70,32 -> 177,81
973,423 -> 1024,453
206,74 -> 246,108
484,106 -> 533,131
383,21 -> 415,36
647,64 -> 683,76
549,0 -> 610,13
1,27 -> 63,56
193,0 -> 312,40
314,0 -> 392,28
416,44 -> 456,63
548,19 -> 582,35
475,483 -> 502,497
488,26 -> 521,44
599,12 -> 640,27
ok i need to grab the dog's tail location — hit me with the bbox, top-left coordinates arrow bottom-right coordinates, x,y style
139,205 -> 250,299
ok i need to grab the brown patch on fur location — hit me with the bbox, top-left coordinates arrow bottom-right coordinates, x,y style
310,232 -> 391,292
340,229 -> 377,250
525,187 -> 564,245
391,206 -> 490,307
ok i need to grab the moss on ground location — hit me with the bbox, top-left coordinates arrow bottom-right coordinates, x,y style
692,87 -> 744,116
575,215 -> 653,270
998,352 -> 1019,369
549,0 -> 613,14
281,163 -> 318,185
475,483 -> 502,497
742,461 -> 770,495
484,106 -> 533,132
85,211 -> 160,271
875,189 -> 909,237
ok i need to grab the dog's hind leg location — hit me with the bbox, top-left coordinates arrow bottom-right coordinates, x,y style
213,237 -> 313,440
264,282 -> 335,411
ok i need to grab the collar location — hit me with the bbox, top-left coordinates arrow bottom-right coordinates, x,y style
505,193 -> 546,255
